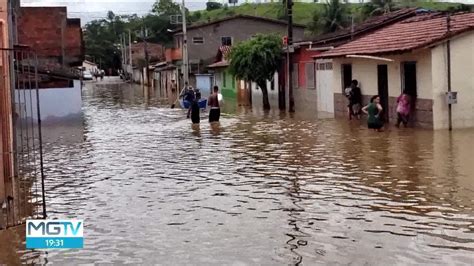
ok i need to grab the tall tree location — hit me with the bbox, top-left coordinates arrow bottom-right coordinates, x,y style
152,0 -> 181,16
229,34 -> 282,110
308,0 -> 349,35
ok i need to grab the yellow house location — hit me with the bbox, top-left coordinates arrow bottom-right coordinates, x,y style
317,12 -> 474,130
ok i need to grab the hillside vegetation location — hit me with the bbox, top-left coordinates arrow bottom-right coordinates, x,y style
190,2 -> 471,25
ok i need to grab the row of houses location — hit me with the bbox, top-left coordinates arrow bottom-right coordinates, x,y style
1,1 -> 84,228
131,10 -> 473,130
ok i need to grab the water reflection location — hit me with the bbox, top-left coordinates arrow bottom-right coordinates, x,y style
1,78 -> 473,265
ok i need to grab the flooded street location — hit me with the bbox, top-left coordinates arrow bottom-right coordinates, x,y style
2,78 -> 474,265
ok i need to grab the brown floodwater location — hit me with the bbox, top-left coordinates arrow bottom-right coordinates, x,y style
1,78 -> 473,265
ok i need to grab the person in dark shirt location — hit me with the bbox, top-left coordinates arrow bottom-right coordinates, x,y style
208,86 -> 220,123
348,79 -> 362,120
190,89 -> 201,124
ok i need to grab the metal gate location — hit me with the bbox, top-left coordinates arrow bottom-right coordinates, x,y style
0,48 -> 46,229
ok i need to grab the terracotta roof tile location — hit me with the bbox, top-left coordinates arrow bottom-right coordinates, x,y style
306,8 -> 418,45
317,12 -> 474,58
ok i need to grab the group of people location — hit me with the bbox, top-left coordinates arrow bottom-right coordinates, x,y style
93,69 -> 105,81
180,82 -> 221,124
346,79 -> 412,132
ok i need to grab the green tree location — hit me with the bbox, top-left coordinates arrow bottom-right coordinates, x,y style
152,0 -> 181,16
206,1 -> 223,11
369,0 -> 395,15
308,0 -> 349,35
229,34 -> 282,110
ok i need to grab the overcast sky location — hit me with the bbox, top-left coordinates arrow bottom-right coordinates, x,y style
21,0 -> 207,25
21,0 -> 474,26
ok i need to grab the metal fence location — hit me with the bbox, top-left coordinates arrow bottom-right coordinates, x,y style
0,48 -> 46,229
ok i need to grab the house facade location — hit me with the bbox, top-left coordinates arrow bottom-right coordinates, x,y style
317,12 -> 474,129
168,15 -> 305,89
287,8 -> 418,114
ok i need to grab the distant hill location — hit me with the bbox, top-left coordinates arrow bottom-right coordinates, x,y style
189,2 -> 471,26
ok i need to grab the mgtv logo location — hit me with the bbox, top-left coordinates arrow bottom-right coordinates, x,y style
26,220 -> 83,249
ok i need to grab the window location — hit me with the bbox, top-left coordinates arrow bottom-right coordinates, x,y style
292,63 -> 298,88
305,63 -> 315,89
221,36 -> 232,46
192,37 -> 204,44
231,75 -> 235,88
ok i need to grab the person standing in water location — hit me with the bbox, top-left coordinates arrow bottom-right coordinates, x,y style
348,80 -> 362,120
190,89 -> 201,124
362,95 -> 384,131
208,86 -> 220,123
184,87 -> 195,119
396,90 -> 411,128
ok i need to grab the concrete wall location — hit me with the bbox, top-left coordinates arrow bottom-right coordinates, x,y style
15,80 -> 82,125
432,32 -> 474,129
130,42 -> 164,65
332,50 -> 434,127
213,68 -> 237,101
182,17 -> 305,63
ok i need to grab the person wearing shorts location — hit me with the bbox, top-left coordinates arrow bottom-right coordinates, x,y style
208,86 -> 220,123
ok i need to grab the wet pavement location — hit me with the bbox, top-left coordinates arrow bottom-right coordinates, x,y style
1,77 -> 474,265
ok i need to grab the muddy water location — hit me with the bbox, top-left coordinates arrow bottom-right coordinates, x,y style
1,78 -> 473,265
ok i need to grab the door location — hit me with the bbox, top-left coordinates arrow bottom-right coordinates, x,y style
342,64 -> 352,92
377,64 -> 389,122
316,60 -> 334,114
403,62 -> 417,97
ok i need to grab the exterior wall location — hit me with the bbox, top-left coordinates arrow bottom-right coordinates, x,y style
182,18 -> 305,64
65,19 -> 83,66
195,74 -> 212,98
16,80 -> 82,125
332,50 -> 434,127
83,61 -> 98,73
291,47 -> 319,115
432,32 -> 474,129
130,42 -> 164,65
294,47 -> 320,89
251,72 -> 279,111
155,68 -> 178,104
17,7 -> 83,68
213,68 -> 237,101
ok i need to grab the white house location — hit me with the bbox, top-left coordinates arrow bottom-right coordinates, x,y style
317,12 -> 474,129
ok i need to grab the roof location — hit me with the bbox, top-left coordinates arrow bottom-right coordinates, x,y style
174,14 -> 305,34
208,61 -> 230,68
208,46 -> 232,68
83,60 -> 97,66
299,8 -> 418,47
317,12 -> 474,58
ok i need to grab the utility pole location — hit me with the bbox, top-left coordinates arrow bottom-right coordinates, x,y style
181,0 -> 189,86
287,0 -> 295,113
142,27 -> 150,87
446,13 -> 452,131
129,29 -> 132,80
